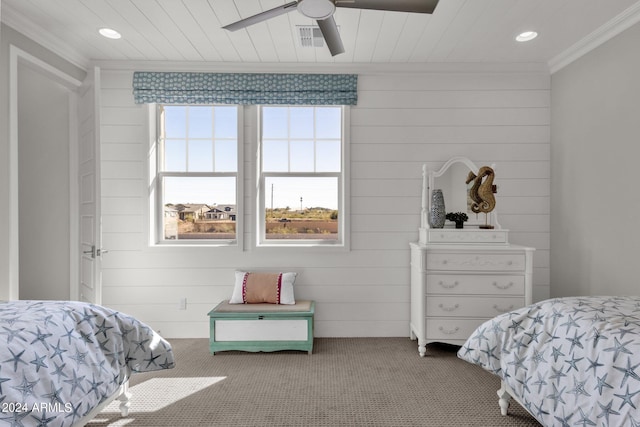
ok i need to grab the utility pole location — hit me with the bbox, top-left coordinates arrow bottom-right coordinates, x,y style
300,196 -> 303,212
271,183 -> 273,211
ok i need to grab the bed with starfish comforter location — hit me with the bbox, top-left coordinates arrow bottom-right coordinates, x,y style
0,300 -> 174,427
458,296 -> 640,426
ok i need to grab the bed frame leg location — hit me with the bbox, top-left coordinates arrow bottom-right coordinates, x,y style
497,381 -> 511,416
118,380 -> 132,417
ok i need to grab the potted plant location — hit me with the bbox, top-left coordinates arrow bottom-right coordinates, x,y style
446,212 -> 469,229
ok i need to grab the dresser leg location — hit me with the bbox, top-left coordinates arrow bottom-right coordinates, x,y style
418,343 -> 426,357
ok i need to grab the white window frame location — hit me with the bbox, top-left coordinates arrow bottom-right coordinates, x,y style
150,104 -> 243,247
256,105 -> 350,248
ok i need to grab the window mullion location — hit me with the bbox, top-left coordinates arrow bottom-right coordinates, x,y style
262,171 -> 339,178
313,107 -> 317,173
185,107 -> 190,172
159,171 -> 236,178
211,107 -> 216,172
287,107 -> 292,172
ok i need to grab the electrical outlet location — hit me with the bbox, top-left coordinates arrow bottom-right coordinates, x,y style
179,298 -> 187,310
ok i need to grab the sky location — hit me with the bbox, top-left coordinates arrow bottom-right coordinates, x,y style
161,105 -> 341,210
163,176 -> 337,210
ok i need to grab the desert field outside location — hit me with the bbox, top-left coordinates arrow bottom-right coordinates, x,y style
165,206 -> 338,240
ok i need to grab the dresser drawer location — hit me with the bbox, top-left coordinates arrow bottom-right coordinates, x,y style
426,253 -> 526,271
426,318 -> 483,341
426,274 -> 525,295
426,229 -> 508,244
427,296 -> 524,317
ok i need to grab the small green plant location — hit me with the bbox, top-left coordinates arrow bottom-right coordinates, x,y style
446,212 -> 469,224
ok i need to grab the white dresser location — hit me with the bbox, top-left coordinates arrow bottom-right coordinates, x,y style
410,240 -> 534,356
411,156 -> 534,357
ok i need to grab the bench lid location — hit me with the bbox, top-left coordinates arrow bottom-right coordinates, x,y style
209,300 -> 314,316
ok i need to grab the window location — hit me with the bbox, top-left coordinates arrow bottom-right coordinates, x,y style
155,105 -> 239,244
259,106 -> 346,246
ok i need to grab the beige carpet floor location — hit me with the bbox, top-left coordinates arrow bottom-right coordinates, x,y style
88,338 -> 541,426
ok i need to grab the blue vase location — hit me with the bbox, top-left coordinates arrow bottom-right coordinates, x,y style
429,189 -> 446,228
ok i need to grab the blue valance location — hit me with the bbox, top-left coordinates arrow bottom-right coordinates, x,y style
132,72 -> 357,105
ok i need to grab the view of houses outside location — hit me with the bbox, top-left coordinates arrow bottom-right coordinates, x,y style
164,203 -> 338,240
164,203 -> 237,240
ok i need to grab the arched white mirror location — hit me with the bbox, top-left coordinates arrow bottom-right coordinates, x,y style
421,156 -> 501,231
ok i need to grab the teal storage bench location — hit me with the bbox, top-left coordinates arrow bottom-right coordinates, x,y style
208,300 -> 314,355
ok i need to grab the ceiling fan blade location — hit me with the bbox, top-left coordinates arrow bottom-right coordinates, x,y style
316,16 -> 345,56
223,1 -> 298,31
335,0 -> 439,14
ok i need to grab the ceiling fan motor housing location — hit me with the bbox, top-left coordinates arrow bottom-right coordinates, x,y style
298,0 -> 336,20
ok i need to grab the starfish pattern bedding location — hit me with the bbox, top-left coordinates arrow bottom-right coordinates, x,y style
458,296 -> 640,427
0,300 -> 174,426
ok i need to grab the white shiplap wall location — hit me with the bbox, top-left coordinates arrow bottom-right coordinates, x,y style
99,66 -> 550,338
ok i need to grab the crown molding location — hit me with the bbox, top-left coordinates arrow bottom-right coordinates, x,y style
549,2 -> 640,74
1,2 -> 89,71
91,59 -> 550,75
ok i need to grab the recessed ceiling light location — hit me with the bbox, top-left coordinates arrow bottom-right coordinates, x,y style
99,28 -> 122,40
516,31 -> 538,42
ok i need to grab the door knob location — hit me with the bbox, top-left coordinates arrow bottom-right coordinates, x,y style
83,246 -> 108,258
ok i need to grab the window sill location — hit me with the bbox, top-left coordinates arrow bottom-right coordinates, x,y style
256,241 -> 348,251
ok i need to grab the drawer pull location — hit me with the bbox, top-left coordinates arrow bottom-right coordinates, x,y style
438,303 -> 459,312
438,326 -> 460,335
438,280 -> 459,289
493,304 -> 514,313
492,281 -> 514,290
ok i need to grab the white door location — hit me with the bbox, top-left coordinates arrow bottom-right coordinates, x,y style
77,66 -> 102,304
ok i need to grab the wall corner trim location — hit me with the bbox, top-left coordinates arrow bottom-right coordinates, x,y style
548,2 -> 640,74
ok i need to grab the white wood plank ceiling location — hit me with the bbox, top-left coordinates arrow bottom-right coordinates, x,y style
2,0 -> 640,68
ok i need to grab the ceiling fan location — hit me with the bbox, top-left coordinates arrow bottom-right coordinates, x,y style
223,0 -> 439,56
